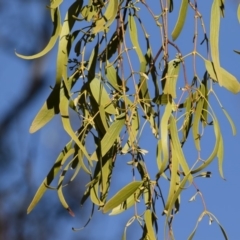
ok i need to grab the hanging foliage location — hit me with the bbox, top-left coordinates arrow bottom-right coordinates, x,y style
16,0 -> 240,239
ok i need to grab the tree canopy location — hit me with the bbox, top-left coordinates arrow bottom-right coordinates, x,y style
16,0 -> 240,239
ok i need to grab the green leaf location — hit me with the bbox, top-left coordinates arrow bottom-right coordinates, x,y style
109,188 -> 142,215
91,113 -> 125,160
27,140 -> 72,214
103,181 -> 143,213
59,84 -> 92,164
164,141 -> 180,214
48,0 -> 63,8
145,210 -> 156,240
191,112 -> 221,174
217,134 -> 224,179
192,85 -> 205,151
15,8 -> 61,59
222,108 -> 236,135
205,60 -> 240,93
158,103 -> 172,175
171,0 -> 188,41
210,0 -> 222,84
92,0 -> 118,34
163,59 -> 181,98
169,115 -> 193,182
90,78 -> 116,114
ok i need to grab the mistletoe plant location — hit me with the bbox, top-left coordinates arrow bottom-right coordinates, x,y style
16,0 -> 240,239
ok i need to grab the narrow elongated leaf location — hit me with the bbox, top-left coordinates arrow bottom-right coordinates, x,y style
191,112 -> 221,174
164,141 -> 179,215
205,60 -> 240,93
60,86 -> 92,164
110,188 -> 142,215
163,59 -> 181,98
222,108 -> 236,135
90,78 -> 116,114
145,210 -> 156,240
91,113 -> 125,160
192,85 -> 205,151
217,134 -> 224,179
27,140 -> 72,213
169,115 -> 193,182
158,103 -> 172,175
171,0 -> 188,41
103,181 -> 143,213
49,0 -> 63,8
16,8 -> 61,59
210,0 -> 222,84
92,0 -> 118,34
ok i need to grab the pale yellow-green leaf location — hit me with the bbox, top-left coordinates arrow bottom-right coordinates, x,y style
164,172 -> 191,217
217,134 -> 224,179
15,8 -> 61,59
90,78 -> 116,114
145,209 -> 156,240
109,188 -> 142,215
92,0 -> 118,34
205,60 -> 240,93
222,108 -> 236,135
57,161 -> 75,216
164,141 -> 179,215
191,112 -> 221,174
103,181 -> 143,213
163,59 -> 181,98
171,0 -> 188,41
106,62 -> 122,92
91,113 -> 125,160
78,148 -> 91,174
59,88 -> 92,164
169,115 -> 193,182
27,140 -> 72,213
159,103 -> 172,175
210,0 -> 222,84
192,85 -> 205,151
49,0 -> 63,8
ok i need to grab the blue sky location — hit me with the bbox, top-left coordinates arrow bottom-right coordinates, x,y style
1,1 -> 240,239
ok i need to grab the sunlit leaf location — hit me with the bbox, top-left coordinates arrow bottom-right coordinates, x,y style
222,108 -> 236,135
163,59 -> 181,98
90,78 -> 116,114
205,60 -> 240,93
145,210 -> 156,240
103,181 -> 143,213
27,140 -> 73,213
171,0 -> 188,41
16,8 -> 61,59
210,0 -> 222,84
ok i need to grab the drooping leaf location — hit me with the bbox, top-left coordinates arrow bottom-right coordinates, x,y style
169,115 -> 193,182
92,0 -> 118,34
145,210 -> 156,240
205,60 -> 240,93
158,103 -> 172,175
27,140 -> 72,213
16,8 -> 61,59
222,108 -> 236,135
103,181 -> 143,213
192,84 -> 205,151
91,113 -> 126,160
210,0 -> 222,84
171,0 -> 188,41
163,59 -> 181,98
90,78 -> 116,114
